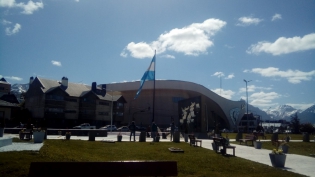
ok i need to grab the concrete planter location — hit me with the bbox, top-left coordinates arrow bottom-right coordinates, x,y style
211,143 -> 217,151
269,153 -> 286,167
0,128 -> 4,137
184,134 -> 188,142
173,132 -> 180,143
281,145 -> 289,153
139,131 -> 146,142
88,131 -> 96,141
254,141 -> 262,149
33,131 -> 45,143
117,136 -> 122,142
303,133 -> 310,142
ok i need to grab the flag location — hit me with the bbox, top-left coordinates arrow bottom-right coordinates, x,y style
134,54 -> 156,99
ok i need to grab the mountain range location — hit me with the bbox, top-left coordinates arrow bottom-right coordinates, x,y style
9,83 -> 315,124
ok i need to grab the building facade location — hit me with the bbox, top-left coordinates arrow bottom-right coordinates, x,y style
104,80 -> 246,133
24,77 -> 126,128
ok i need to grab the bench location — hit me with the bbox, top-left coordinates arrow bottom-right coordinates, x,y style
29,161 -> 178,177
19,130 -> 33,140
213,137 -> 236,156
239,134 -> 256,146
188,135 -> 202,147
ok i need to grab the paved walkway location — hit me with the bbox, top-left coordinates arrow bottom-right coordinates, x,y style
1,133 -> 315,177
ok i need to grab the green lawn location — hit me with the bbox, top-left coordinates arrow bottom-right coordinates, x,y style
0,139 -> 306,177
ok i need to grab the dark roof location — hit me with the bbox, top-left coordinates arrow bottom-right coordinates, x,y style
0,99 -> 19,107
36,77 -> 123,101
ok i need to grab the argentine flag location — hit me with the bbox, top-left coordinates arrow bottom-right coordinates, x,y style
134,54 -> 156,99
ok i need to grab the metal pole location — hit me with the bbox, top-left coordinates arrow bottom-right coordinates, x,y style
244,79 -> 251,133
111,92 -> 113,132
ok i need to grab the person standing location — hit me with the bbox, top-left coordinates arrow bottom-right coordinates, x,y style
128,121 -> 136,141
170,121 -> 175,141
151,122 -> 157,141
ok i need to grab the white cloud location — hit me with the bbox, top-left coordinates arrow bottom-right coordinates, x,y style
2,19 -> 12,25
211,88 -> 235,99
239,84 -> 272,93
5,23 -> 21,35
248,67 -> 315,84
121,18 -> 226,59
212,72 -> 224,77
272,14 -> 282,21
51,60 -> 62,67
286,103 -> 315,111
246,33 -> 315,55
161,54 -> 175,59
225,74 -> 234,79
237,16 -> 263,26
0,75 -> 23,81
0,0 -> 44,15
75,0 -> 79,2
249,91 -> 280,108
0,0 -> 15,7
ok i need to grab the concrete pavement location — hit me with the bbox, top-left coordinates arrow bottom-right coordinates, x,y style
1,133 -> 315,177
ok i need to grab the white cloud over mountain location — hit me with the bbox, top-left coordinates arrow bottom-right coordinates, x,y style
247,33 -> 315,55
246,67 -> 315,84
248,91 -> 280,108
121,18 -> 226,59
211,88 -> 235,99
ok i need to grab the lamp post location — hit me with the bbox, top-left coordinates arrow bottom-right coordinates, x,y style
244,79 -> 251,133
105,89 -> 114,133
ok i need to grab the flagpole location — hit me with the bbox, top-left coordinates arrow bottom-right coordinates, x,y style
152,50 -> 156,122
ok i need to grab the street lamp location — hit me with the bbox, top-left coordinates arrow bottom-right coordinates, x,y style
104,89 -> 114,132
244,79 -> 251,133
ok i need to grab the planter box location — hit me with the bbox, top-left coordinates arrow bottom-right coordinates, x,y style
281,145 -> 289,153
117,136 -> 122,142
269,153 -> 286,167
0,128 -> 4,137
33,132 -> 45,143
88,131 -> 96,141
66,134 -> 71,140
254,141 -> 262,149
172,132 -> 180,143
211,143 -> 217,151
184,134 -> 188,142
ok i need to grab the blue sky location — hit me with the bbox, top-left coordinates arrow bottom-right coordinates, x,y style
1,0 -> 315,111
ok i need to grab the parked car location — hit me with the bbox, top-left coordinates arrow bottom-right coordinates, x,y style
73,123 -> 96,129
136,126 -> 146,131
99,125 -> 117,131
117,126 -> 129,132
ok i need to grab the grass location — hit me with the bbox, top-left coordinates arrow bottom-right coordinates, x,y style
0,139 -> 306,177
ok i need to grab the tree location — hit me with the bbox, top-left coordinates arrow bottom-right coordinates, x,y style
290,113 -> 300,134
300,123 -> 315,134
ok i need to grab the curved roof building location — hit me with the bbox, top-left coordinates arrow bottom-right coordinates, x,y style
104,80 -> 245,133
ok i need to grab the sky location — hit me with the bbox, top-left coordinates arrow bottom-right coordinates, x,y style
1,0 -> 315,112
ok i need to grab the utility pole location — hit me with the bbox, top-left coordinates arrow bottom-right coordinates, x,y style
244,79 -> 251,133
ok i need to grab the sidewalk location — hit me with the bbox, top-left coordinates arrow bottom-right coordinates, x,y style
1,133 -> 315,177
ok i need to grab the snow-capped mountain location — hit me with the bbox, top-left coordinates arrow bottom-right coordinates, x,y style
299,105 -> 315,123
266,105 -> 302,120
10,83 -> 29,102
